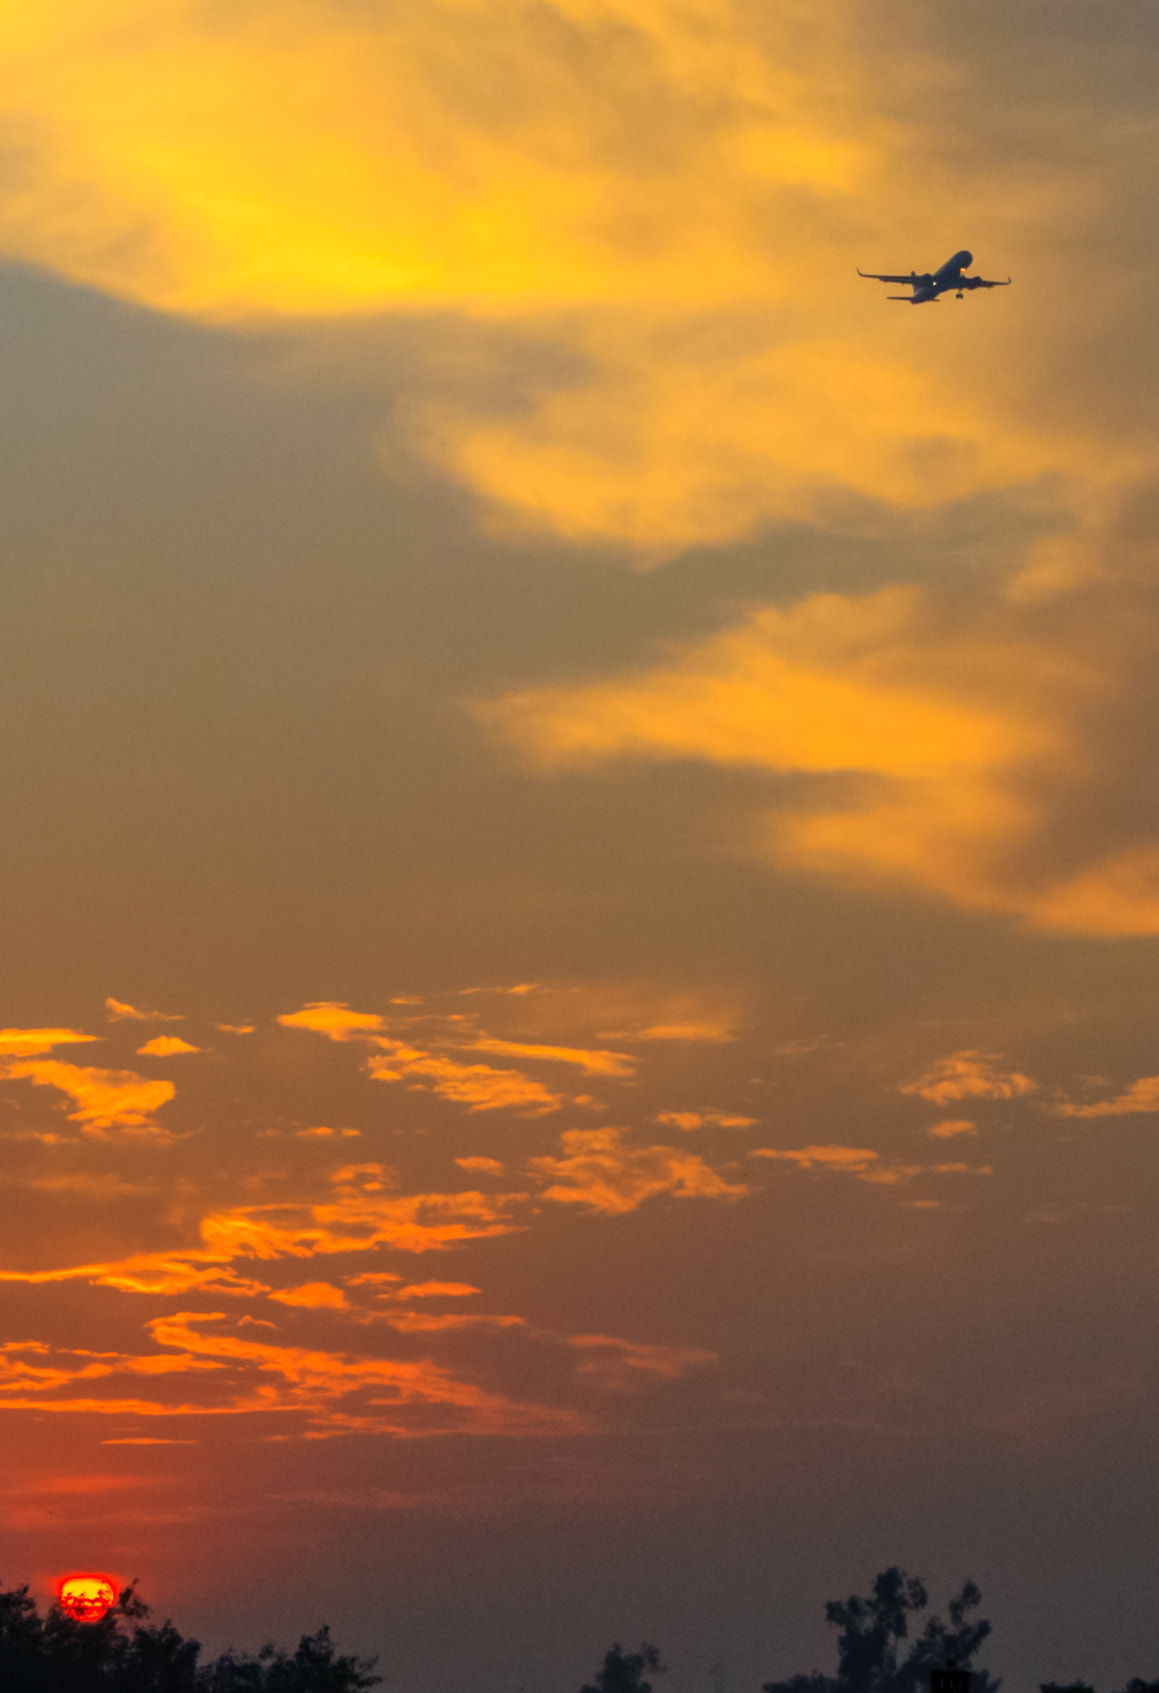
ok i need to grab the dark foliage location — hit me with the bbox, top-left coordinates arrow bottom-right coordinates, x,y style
581,1641 -> 665,1693
1043,1681 -> 1159,1693
0,1582 -> 380,1692
763,1567 -> 1001,1693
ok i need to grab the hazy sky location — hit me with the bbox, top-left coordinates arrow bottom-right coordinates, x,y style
2,3 -> 1159,1690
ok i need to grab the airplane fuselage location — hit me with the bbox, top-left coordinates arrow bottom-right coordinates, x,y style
908,249 -> 974,303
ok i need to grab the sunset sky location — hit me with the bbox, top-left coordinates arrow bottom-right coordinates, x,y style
2,2 -> 1159,1689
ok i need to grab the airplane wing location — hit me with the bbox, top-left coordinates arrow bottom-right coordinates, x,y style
858,269 -> 917,284
963,275 -> 1012,289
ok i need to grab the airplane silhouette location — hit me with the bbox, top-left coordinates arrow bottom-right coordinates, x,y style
858,249 -> 1012,303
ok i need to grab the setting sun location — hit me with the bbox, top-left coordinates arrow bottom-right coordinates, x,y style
57,1575 -> 117,1623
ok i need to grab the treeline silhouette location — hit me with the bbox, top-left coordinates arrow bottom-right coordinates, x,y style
4,1566 -> 1158,1691
578,1568 -> 1159,1693
0,1580 -> 380,1690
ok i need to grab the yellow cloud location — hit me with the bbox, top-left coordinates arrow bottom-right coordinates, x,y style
0,0 -> 1127,551
528,1126 -> 750,1213
0,0 -> 882,320
422,321 -> 1095,550
902,1052 -> 1037,1105
0,1059 -> 175,1134
1053,1075 -> 1159,1117
136,1036 -> 201,1056
484,585 -> 1159,933
481,589 -> 1047,778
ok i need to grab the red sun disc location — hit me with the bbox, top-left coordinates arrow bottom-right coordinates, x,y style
57,1574 -> 117,1622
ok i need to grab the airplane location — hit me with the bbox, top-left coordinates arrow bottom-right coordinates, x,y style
858,249 -> 1012,303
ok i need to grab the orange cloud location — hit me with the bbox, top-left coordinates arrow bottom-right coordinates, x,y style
392,1282 -> 481,1301
426,319 -> 1098,551
269,1283 -> 350,1310
468,1037 -> 634,1077
749,1145 -> 994,1185
478,584 -> 1159,936
145,1313 -> 582,1436
902,1052 -> 1037,1105
0,1059 -> 176,1134
528,1127 -> 750,1214
200,1173 -> 527,1262
0,1027 -> 98,1057
568,1333 -> 716,1390
277,1002 -> 386,1039
927,1119 -> 978,1139
656,1110 -> 756,1131
136,1036 -> 201,1056
365,1042 -> 563,1114
0,1164 -> 528,1305
0,1316 -> 584,1437
1053,1075 -> 1159,1117
372,1311 -> 527,1334
280,1002 -> 568,1113
477,586 -> 1081,919
636,1023 -> 734,1043
295,1126 -> 361,1139
0,1254 -> 272,1298
105,998 -> 182,1022
751,1144 -> 881,1174
480,590 -> 1047,782
455,1156 -> 506,1174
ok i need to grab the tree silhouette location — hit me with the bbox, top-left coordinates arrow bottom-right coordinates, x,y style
0,1581 -> 380,1691
763,1568 -> 1000,1693
580,1642 -> 664,1693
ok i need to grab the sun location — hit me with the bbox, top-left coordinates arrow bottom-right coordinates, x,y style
57,1573 -> 118,1622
